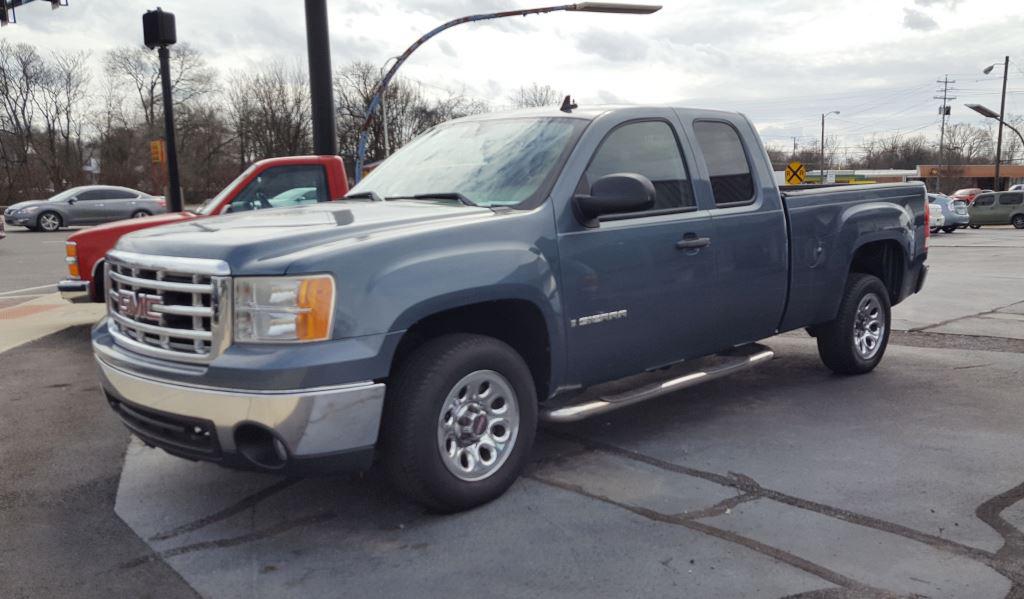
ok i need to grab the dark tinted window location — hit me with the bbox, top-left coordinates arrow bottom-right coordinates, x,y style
582,121 -> 694,211
973,194 -> 995,206
693,121 -> 755,206
998,193 -> 1023,205
77,190 -> 108,201
229,165 -> 328,213
107,189 -> 138,199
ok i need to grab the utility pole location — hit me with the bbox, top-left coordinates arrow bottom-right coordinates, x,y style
792,136 -> 798,159
994,56 -> 1009,191
821,110 -> 839,184
934,75 -> 956,193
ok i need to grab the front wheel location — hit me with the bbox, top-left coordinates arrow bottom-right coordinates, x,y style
815,273 -> 891,375
1012,214 -> 1024,229
969,224 -> 981,229
37,211 -> 62,232
942,226 -> 957,234
929,226 -> 940,234
381,333 -> 537,513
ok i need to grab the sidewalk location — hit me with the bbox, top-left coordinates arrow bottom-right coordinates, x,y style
0,293 -> 105,354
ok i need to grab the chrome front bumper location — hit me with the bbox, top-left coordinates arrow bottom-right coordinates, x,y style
58,279 -> 90,302
96,353 -> 385,470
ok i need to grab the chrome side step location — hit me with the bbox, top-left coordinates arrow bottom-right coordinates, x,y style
539,343 -> 774,423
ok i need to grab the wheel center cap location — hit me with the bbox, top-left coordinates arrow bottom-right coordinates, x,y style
471,413 -> 488,437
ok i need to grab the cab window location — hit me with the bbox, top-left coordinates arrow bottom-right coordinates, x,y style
693,121 -> 755,206
227,165 -> 329,213
580,120 -> 694,213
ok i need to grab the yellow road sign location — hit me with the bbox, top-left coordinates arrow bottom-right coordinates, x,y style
785,161 -> 806,185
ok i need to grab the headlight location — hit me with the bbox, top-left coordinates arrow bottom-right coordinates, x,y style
20,206 -> 40,214
234,275 -> 335,343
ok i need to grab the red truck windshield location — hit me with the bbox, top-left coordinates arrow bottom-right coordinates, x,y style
350,117 -> 586,208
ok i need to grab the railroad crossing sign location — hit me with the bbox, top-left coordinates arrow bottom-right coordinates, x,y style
785,161 -> 806,185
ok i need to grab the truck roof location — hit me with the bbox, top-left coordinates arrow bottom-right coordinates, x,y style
449,104 -> 748,124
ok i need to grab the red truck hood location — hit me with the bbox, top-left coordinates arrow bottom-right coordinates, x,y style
67,211 -> 201,244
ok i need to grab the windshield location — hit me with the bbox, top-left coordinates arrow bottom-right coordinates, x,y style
47,188 -> 85,202
349,117 -> 587,208
196,165 -> 258,215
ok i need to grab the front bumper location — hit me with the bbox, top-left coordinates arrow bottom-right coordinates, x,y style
58,279 -> 90,303
96,349 -> 385,474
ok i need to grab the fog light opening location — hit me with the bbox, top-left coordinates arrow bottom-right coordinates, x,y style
234,424 -> 288,469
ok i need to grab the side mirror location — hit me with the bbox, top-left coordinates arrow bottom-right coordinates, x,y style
573,173 -> 655,227
67,197 -> 77,205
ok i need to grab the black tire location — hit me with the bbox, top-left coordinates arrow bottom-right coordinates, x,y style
815,273 -> 891,375
1012,214 -> 1024,230
929,227 -> 940,234
131,210 -> 150,219
969,224 -> 981,229
37,211 -> 62,232
381,333 -> 538,513
942,226 -> 957,234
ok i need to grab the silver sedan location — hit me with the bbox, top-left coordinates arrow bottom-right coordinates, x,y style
2,186 -> 166,232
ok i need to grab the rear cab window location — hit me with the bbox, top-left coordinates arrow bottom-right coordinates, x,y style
692,121 -> 756,207
579,120 -> 695,218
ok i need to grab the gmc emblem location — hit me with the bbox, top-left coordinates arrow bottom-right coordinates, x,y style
115,290 -> 163,322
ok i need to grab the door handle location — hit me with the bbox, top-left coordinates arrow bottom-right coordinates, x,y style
676,235 -> 711,250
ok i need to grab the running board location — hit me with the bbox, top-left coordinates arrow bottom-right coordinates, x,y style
539,343 -> 775,423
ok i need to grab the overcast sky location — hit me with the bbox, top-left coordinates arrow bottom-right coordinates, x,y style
5,0 -> 1023,157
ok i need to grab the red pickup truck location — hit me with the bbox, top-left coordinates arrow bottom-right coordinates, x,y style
58,155 -> 349,302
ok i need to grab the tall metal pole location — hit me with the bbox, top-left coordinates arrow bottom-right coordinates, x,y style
935,75 -> 955,193
994,55 -> 1009,191
305,0 -> 337,156
820,113 -> 825,184
158,46 -> 182,212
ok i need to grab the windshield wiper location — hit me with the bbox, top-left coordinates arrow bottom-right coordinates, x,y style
345,191 -> 384,202
385,193 -> 479,207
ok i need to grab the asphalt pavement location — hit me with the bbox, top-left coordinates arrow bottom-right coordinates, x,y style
2,226 -> 1024,598
0,226 -> 80,295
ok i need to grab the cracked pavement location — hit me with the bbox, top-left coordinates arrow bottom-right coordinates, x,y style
3,228 -> 1024,598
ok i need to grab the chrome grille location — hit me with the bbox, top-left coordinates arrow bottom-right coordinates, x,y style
105,250 -> 231,364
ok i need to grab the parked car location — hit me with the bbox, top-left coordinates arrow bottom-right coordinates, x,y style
0,213 -> 6,240
928,193 -> 969,232
928,202 -> 945,232
1009,184 -> 1023,192
968,191 -> 1024,229
58,156 -> 349,302
951,187 -> 984,205
92,105 -> 929,512
3,186 -> 165,232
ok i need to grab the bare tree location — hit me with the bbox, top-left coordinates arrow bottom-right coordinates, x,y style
0,40 -> 46,200
227,62 -> 311,163
35,51 -> 92,190
507,83 -> 559,109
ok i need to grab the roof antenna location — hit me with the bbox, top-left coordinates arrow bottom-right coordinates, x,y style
559,95 -> 577,113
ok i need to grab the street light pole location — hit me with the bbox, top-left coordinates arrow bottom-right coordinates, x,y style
821,110 -> 839,185
966,103 -> 1024,155
352,2 -> 662,183
993,56 -> 1009,190
305,0 -> 337,156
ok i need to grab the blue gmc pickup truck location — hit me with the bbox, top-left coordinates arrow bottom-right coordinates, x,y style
92,105 -> 929,512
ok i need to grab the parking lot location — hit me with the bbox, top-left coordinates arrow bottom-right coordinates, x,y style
2,227 -> 1024,599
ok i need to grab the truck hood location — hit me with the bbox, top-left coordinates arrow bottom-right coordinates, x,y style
115,201 -> 497,274
67,211 -> 198,243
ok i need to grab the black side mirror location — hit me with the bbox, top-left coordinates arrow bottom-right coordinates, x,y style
573,173 -> 655,227
67,197 -> 77,205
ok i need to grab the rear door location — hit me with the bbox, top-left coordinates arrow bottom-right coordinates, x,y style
686,117 -> 788,346
997,192 -> 1023,224
105,189 -> 143,219
558,116 -> 719,386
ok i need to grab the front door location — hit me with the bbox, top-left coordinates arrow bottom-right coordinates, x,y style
558,119 -> 718,387
970,193 -> 997,224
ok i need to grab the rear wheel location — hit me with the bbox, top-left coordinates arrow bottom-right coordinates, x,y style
929,226 -> 940,234
969,224 -> 981,229
37,211 -> 62,232
815,273 -> 891,375
1012,214 -> 1024,230
131,210 -> 150,219
942,226 -> 957,233
381,333 -> 537,513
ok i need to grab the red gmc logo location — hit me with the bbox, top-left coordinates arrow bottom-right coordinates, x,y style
115,290 -> 163,322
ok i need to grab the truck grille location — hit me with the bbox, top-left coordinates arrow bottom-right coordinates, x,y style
105,250 -> 231,364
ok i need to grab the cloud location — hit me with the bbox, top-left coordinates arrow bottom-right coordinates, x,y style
575,29 -> 649,63
914,0 -> 960,7
902,8 -> 938,31
437,40 -> 457,58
